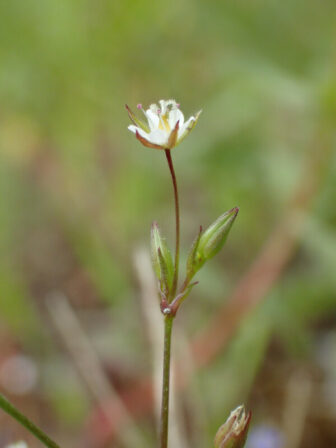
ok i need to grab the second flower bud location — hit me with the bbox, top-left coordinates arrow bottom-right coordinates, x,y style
186,207 -> 239,280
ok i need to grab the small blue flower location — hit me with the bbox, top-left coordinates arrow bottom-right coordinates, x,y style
246,425 -> 284,448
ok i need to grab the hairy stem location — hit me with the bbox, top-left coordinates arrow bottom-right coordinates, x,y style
0,392 -> 61,448
164,149 -> 180,298
160,315 -> 174,448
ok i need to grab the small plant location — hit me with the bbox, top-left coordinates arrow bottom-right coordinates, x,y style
0,99 -> 251,448
127,99 -> 251,448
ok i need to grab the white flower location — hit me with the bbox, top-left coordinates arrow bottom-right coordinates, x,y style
5,442 -> 29,448
126,99 -> 201,150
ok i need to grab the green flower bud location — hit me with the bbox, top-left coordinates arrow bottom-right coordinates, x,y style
199,207 -> 239,260
214,405 -> 251,448
150,222 -> 174,296
186,208 -> 239,280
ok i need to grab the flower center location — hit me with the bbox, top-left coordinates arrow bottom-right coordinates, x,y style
158,112 -> 171,132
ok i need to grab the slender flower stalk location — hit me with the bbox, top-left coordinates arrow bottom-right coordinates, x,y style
164,149 -> 180,299
0,393 -> 61,448
159,149 -> 180,448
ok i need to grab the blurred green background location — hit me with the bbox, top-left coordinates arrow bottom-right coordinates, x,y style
0,0 -> 336,447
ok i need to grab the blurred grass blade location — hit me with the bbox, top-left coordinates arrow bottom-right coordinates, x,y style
0,392 -> 61,448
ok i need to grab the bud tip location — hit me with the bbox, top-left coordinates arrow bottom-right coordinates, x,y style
214,404 -> 251,448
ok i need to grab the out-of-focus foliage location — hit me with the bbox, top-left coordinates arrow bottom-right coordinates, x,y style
0,0 -> 336,447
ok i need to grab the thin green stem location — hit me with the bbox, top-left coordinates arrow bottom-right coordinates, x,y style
160,315 -> 174,448
164,149 -> 180,298
159,150 -> 180,448
0,392 -> 61,448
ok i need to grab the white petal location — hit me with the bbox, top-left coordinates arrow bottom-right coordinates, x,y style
159,100 -> 167,114
148,129 -> 169,145
135,127 -> 151,140
6,443 -> 28,448
130,121 -> 168,146
128,124 -> 141,134
149,103 -> 159,113
145,109 -> 160,130
168,108 -> 184,130
129,125 -> 154,143
127,124 -> 146,134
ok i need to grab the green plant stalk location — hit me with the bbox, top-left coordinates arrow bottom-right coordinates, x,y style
165,149 -> 180,299
159,315 -> 174,448
159,149 -> 180,448
0,392 -> 61,448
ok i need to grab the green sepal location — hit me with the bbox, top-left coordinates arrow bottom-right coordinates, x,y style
178,109 -> 202,145
125,104 -> 150,133
186,225 -> 204,280
157,248 -> 172,296
150,222 -> 174,296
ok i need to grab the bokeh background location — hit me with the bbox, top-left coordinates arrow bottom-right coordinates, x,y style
0,1 -> 336,447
